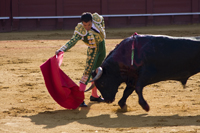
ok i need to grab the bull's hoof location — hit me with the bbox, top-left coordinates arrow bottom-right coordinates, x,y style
142,104 -> 150,112
120,104 -> 126,109
116,105 -> 127,112
118,100 -> 126,109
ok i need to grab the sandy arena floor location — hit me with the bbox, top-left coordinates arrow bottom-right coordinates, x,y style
0,24 -> 200,133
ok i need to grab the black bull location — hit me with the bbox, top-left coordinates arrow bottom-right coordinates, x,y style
91,34 -> 200,112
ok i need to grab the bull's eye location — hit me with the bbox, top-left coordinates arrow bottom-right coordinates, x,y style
100,84 -> 104,88
100,82 -> 104,88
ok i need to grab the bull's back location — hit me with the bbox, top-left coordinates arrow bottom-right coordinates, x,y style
136,35 -> 200,83
140,35 -> 200,66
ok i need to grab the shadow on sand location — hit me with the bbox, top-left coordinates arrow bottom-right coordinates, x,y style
23,103 -> 200,129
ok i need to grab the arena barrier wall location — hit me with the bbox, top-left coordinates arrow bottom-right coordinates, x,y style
0,0 -> 200,32
0,0 -> 11,32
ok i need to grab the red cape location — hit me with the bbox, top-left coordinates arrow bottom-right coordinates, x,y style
40,52 -> 84,109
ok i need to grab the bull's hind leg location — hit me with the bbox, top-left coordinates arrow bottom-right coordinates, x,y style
118,82 -> 135,108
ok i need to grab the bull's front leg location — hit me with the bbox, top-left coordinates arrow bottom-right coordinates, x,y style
135,85 -> 150,112
118,84 -> 135,109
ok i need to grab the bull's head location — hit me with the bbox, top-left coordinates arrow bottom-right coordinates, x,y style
88,66 -> 122,103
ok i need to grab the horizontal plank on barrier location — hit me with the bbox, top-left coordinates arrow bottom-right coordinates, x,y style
13,16 -> 80,19
103,12 -> 200,17
0,17 -> 10,20
12,12 -> 200,19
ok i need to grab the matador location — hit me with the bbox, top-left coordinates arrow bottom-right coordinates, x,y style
56,12 -> 106,107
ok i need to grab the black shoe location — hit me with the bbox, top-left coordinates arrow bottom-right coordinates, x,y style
90,96 -> 104,102
79,101 -> 87,107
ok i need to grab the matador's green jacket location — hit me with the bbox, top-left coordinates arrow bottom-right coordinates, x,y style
59,13 -> 106,85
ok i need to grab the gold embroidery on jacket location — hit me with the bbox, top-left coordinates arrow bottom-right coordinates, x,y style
92,13 -> 103,24
74,23 -> 87,36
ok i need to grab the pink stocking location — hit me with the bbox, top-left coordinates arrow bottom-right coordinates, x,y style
79,83 -> 86,91
92,86 -> 99,98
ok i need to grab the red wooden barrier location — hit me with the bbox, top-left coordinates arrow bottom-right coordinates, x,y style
0,0 -> 11,32
12,0 -> 57,31
0,0 -> 199,32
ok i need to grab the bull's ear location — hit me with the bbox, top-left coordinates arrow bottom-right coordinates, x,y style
91,70 -> 97,78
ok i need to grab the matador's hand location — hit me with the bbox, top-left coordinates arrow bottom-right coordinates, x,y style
55,49 -> 63,55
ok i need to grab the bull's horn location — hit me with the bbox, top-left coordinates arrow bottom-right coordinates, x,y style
89,67 -> 103,83
84,83 -> 95,92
